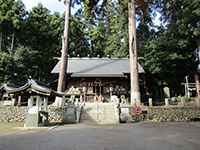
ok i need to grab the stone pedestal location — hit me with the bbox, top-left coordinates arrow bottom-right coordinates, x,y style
54,97 -> 65,107
25,111 -> 39,127
149,98 -> 153,107
165,98 -> 169,106
62,106 -> 76,124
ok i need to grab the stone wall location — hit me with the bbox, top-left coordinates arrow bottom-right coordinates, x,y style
48,105 -> 77,123
148,106 -> 200,122
48,107 -> 64,123
0,106 -> 77,123
1,105 -> 200,123
0,106 -> 27,122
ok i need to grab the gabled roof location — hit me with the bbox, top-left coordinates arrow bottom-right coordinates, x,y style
1,79 -> 65,97
51,57 -> 145,77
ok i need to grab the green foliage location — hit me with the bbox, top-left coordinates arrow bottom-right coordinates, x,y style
135,0 -> 200,98
0,47 -> 41,85
83,0 -> 107,20
69,17 -> 90,56
0,0 -> 26,51
15,4 -> 61,82
104,0 -> 129,57
0,0 -> 199,101
0,51 -> 12,83
140,29 -> 196,98
0,2 -> 92,84
0,0 -> 26,30
156,0 -> 200,42
87,21 -> 106,56
13,46 -> 39,79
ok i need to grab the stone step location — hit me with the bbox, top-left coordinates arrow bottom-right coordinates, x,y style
80,103 -> 119,124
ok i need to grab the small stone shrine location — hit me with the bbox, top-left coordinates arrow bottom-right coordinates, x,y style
0,79 -> 66,127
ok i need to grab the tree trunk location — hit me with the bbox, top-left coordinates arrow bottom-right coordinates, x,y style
195,39 -> 200,107
55,0 -> 71,107
0,32 -> 2,51
128,0 -> 141,105
10,32 -> 15,52
195,74 -> 200,96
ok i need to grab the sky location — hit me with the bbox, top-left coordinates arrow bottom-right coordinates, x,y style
22,0 -> 161,26
22,0 -> 66,13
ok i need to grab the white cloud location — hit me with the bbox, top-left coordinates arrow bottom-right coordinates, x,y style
22,0 -> 65,13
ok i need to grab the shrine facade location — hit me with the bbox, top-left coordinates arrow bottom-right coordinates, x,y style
52,57 -> 145,103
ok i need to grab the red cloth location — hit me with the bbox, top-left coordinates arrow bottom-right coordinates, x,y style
132,105 -> 142,116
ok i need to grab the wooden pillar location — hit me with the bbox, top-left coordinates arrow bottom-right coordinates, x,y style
44,97 -> 48,111
100,85 -> 102,96
36,96 -> 42,111
17,96 -> 21,106
10,94 -> 15,106
95,85 -> 97,95
83,87 -> 86,102
28,96 -> 34,108
110,87 -> 113,102
185,76 -> 190,97
184,83 -> 187,97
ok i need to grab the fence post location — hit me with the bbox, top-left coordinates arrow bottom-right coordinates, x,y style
149,98 -> 153,107
165,98 -> 169,106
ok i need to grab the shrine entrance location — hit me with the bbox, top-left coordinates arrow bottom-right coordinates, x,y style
94,80 -> 103,96
67,77 -> 130,103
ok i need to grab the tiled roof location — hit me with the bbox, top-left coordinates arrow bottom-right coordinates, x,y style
51,57 -> 145,77
0,79 -> 65,96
